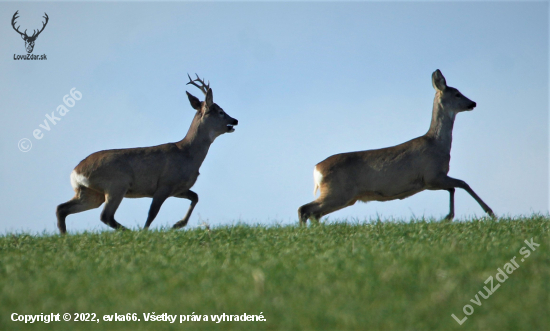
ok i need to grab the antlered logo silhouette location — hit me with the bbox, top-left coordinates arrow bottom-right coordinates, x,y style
12,11 -> 49,54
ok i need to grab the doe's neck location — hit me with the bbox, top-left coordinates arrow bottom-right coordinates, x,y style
425,97 -> 456,153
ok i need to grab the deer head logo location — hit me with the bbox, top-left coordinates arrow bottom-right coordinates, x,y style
12,11 -> 49,54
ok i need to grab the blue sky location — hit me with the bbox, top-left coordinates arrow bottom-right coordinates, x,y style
0,1 -> 548,233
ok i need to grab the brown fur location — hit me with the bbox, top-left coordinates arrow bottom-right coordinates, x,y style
56,78 -> 238,234
298,70 -> 494,224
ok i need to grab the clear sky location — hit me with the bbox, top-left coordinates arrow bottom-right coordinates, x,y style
1,1 -> 548,234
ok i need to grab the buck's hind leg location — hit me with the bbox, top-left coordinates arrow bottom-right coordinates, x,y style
56,187 -> 105,235
100,188 -> 128,231
173,190 -> 199,229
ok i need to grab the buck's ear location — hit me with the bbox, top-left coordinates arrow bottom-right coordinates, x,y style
205,89 -> 213,107
186,91 -> 202,111
432,69 -> 447,91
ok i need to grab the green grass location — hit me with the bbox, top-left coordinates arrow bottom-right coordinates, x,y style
1,215 -> 549,330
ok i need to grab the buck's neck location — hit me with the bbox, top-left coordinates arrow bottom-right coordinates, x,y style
176,114 -> 214,164
426,95 -> 456,153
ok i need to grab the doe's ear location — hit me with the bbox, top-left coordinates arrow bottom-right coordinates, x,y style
186,91 -> 202,111
205,88 -> 213,107
432,69 -> 447,91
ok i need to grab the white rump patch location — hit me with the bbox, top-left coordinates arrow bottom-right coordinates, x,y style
70,170 -> 90,190
313,166 -> 323,197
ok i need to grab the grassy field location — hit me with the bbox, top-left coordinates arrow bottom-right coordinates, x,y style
0,215 -> 548,330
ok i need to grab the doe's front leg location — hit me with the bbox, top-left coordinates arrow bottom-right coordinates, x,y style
443,188 -> 455,221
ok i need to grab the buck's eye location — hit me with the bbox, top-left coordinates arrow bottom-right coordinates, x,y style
455,93 -> 461,97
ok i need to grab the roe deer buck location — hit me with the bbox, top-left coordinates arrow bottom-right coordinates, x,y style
298,69 -> 494,224
56,74 -> 238,234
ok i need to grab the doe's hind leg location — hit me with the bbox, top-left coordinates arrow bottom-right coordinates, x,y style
298,200 -> 323,225
56,187 -> 105,234
298,195 -> 356,225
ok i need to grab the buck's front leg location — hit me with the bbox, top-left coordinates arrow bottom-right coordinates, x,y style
172,190 -> 199,229
143,187 -> 172,229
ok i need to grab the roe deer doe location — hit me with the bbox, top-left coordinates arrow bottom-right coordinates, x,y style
56,74 -> 238,234
298,70 -> 494,224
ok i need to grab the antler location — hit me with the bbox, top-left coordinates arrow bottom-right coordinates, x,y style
11,11 -> 26,37
186,73 -> 210,96
30,13 -> 48,38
